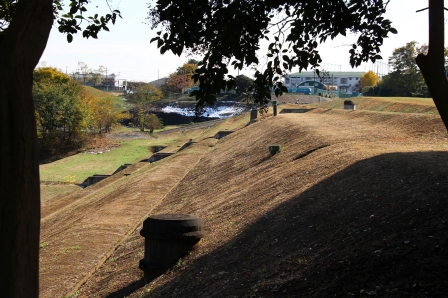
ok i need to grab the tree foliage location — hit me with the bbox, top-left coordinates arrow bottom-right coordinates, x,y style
235,75 -> 254,94
149,0 -> 396,109
133,111 -> 163,132
359,70 -> 379,89
0,0 -> 122,44
33,67 -> 126,137
165,63 -> 198,93
166,73 -> 193,93
127,84 -> 163,104
33,68 -> 90,139
127,84 -> 163,131
91,97 -> 126,133
381,41 -> 440,97
91,65 -> 106,86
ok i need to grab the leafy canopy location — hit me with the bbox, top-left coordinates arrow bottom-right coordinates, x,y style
0,0 -> 120,42
127,84 -> 163,104
359,70 -> 379,89
149,0 -> 396,108
235,75 -> 255,95
380,41 -> 437,97
33,68 -> 90,136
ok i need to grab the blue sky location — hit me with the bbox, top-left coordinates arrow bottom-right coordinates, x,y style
39,0 -> 444,82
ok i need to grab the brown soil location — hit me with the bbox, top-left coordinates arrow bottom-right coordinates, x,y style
40,104 -> 448,297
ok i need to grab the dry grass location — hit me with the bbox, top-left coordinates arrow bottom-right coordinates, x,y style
38,117 -> 250,297
68,104 -> 448,297
310,97 -> 438,114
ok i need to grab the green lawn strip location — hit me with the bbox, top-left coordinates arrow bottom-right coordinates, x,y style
39,127 -> 213,183
40,139 -> 154,183
40,162 -> 154,222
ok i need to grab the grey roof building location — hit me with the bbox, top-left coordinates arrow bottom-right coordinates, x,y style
285,71 -> 365,93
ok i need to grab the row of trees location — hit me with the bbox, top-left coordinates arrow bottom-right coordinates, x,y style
361,41 -> 448,97
33,67 -> 125,139
72,62 -> 116,86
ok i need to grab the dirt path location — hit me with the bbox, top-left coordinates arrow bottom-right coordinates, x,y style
38,147 -> 211,297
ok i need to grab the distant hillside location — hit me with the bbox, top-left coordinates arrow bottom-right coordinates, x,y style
83,85 -> 127,109
83,86 -> 117,98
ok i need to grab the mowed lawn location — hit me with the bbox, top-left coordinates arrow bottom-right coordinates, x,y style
39,139 -> 152,183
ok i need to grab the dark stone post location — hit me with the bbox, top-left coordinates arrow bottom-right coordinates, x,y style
250,108 -> 258,122
272,100 -> 278,116
343,100 -> 356,111
139,214 -> 205,277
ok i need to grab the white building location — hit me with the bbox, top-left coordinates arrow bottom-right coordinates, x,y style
284,71 -> 365,93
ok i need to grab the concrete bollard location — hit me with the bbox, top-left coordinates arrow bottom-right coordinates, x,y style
139,214 -> 205,277
272,100 -> 278,116
250,109 -> 258,122
343,100 -> 356,110
268,145 -> 282,156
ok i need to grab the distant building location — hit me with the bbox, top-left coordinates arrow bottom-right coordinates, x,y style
284,71 -> 364,93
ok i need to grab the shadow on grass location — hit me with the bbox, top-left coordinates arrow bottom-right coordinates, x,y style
132,151 -> 448,297
105,271 -> 165,298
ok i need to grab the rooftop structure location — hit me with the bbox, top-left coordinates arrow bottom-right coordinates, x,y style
285,71 -> 365,93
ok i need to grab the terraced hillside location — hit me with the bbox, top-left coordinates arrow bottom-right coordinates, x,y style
40,98 -> 448,297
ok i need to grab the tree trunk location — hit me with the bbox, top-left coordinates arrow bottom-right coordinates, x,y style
416,0 -> 448,131
0,0 -> 53,297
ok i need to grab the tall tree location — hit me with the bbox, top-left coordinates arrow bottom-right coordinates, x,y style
384,41 -> 448,97
33,67 -> 89,138
127,84 -> 163,104
416,0 -> 448,130
91,65 -> 106,86
0,1 -> 119,296
127,84 -> 163,131
92,97 -> 126,133
235,75 -> 254,94
166,72 -> 193,93
359,70 -> 379,90
78,61 -> 90,83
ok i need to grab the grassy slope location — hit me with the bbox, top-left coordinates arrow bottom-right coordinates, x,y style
71,99 -> 448,297
39,87 -> 171,183
309,96 -> 438,114
39,133 -> 191,183
40,185 -> 81,205
40,139 -> 151,183
83,85 -> 128,109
